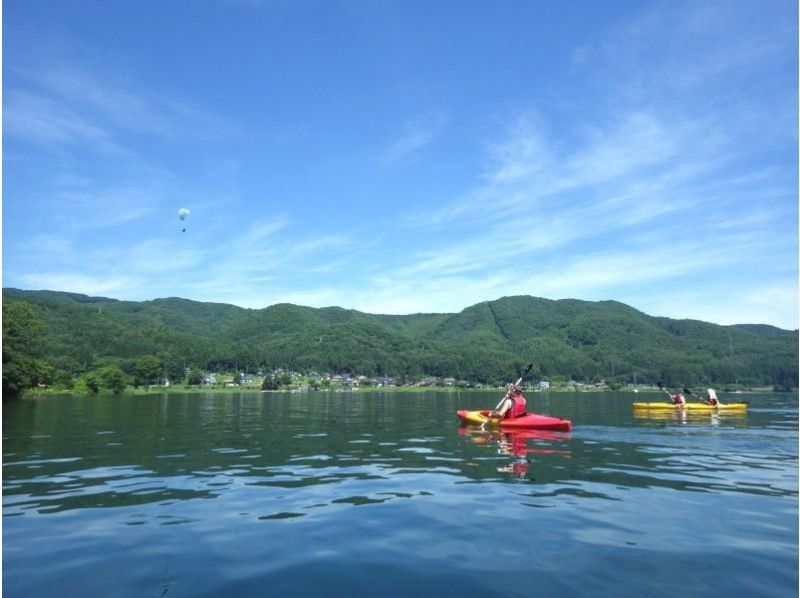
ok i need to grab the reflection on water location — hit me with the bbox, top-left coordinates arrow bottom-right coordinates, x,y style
3,391 -> 798,597
633,409 -> 749,425
457,427 -> 572,479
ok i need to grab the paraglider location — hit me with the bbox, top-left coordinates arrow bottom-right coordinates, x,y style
178,208 -> 190,233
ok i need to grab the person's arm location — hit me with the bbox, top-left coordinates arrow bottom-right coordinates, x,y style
491,396 -> 512,418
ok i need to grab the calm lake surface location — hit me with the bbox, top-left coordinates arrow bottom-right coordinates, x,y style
4,391 -> 798,597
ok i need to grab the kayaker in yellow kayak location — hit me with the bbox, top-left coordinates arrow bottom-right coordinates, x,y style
658,382 -> 687,405
489,384 -> 528,420
670,389 -> 686,406
702,388 -> 720,406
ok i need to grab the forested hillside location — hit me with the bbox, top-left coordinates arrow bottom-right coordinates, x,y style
3,288 -> 797,393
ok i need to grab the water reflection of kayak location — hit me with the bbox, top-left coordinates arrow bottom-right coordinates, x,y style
457,426 -> 572,445
633,410 -> 747,423
457,428 -> 572,459
457,409 -> 572,431
632,402 -> 748,412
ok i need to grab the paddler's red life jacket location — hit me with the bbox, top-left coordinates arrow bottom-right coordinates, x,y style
507,394 -> 527,419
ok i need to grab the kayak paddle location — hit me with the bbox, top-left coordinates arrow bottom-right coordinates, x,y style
657,381 -> 673,400
683,387 -> 702,402
683,387 -> 708,405
513,362 -> 534,390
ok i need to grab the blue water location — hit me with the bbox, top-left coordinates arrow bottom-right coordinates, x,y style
3,391 -> 798,597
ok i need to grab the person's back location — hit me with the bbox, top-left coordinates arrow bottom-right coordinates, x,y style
704,388 -> 719,406
495,385 -> 527,419
672,391 -> 686,405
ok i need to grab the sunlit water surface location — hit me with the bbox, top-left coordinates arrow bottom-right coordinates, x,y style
4,391 -> 797,597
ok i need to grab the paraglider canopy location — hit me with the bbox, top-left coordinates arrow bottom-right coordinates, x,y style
178,208 -> 190,232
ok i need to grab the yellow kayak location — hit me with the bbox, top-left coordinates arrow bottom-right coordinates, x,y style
632,402 -> 748,412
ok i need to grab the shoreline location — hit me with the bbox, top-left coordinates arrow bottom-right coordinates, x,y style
15,385 -> 789,399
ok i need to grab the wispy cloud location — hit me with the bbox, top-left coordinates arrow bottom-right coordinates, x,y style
169,221 -> 355,302
382,113 -> 450,163
239,219 -> 291,245
634,279 -> 799,329
18,272 -> 135,296
53,186 -> 161,231
4,89 -> 123,153
386,3 -> 796,328
123,240 -> 207,275
5,62 -> 241,200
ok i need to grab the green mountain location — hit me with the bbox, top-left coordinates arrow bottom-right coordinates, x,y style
3,288 -> 797,388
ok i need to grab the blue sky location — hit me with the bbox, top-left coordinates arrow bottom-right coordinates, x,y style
3,0 -> 798,329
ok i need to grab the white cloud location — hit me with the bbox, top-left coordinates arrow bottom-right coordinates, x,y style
632,281 -> 799,331
4,90 -> 120,151
34,66 -> 239,142
382,113 -> 450,163
124,240 -> 207,274
239,219 -> 290,245
6,63 -> 239,171
18,272 -> 135,296
21,235 -> 77,260
414,107 -> 729,234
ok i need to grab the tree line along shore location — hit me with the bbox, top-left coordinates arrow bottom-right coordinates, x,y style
4,290 -> 797,398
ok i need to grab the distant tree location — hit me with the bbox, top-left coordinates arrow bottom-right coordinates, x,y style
52,369 -> 75,390
98,366 -> 128,394
83,371 -> 100,394
135,355 -> 162,386
157,350 -> 183,382
187,368 -> 204,385
233,371 -> 242,385
261,375 -> 279,391
2,301 -> 50,396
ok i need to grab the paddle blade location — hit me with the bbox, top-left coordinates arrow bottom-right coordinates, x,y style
514,363 -> 534,386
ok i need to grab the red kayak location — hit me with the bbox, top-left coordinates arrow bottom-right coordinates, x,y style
457,409 -> 572,432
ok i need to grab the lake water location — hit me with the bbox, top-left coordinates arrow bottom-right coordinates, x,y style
3,391 -> 798,597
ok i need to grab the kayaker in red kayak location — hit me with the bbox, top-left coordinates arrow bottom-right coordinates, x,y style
489,384 -> 527,419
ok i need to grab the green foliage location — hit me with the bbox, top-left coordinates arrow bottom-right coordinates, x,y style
2,301 -> 50,396
3,289 -> 797,389
83,371 -> 100,394
135,355 -> 162,386
261,374 -> 280,391
187,368 -> 205,385
97,366 -> 128,394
